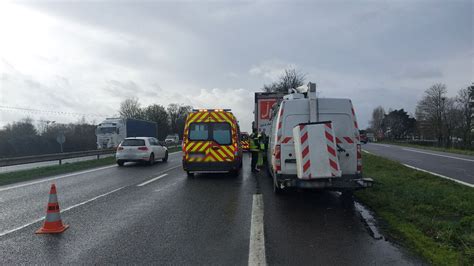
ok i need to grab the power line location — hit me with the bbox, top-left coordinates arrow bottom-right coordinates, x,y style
0,105 -> 111,118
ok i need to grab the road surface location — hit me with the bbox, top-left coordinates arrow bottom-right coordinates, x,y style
363,143 -> 474,186
0,152 -> 422,264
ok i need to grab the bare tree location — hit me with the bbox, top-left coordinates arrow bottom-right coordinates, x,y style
416,83 -> 447,145
119,98 -> 144,119
369,106 -> 385,138
455,85 -> 473,147
262,68 -> 306,93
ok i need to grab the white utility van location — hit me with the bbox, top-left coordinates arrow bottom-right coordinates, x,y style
267,83 -> 373,193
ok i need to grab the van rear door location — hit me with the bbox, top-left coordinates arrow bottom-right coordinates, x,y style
206,111 -> 236,163
185,111 -> 211,163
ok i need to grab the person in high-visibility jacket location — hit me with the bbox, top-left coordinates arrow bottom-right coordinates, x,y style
249,129 -> 260,172
257,132 -> 265,167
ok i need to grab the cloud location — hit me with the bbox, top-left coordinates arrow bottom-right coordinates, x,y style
249,60 -> 297,81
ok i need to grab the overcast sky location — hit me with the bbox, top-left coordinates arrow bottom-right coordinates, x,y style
0,0 -> 472,132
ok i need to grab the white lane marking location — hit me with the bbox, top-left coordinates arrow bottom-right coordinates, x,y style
0,152 -> 183,192
248,194 -> 266,266
0,186 -> 125,237
362,150 -> 372,154
372,143 -> 391,148
402,164 -> 474,188
0,165 -> 116,192
401,148 -> 474,162
137,174 -> 168,187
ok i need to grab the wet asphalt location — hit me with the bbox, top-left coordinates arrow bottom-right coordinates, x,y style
363,143 -> 474,186
0,152 -> 423,265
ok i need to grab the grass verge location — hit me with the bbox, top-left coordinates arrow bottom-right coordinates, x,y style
355,153 -> 473,265
0,156 -> 116,187
378,141 -> 474,156
0,147 -> 182,187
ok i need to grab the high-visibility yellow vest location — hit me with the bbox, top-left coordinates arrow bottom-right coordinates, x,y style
249,135 -> 259,151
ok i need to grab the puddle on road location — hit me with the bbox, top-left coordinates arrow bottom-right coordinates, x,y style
354,201 -> 383,240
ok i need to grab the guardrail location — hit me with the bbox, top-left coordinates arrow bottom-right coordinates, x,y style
0,149 -> 116,167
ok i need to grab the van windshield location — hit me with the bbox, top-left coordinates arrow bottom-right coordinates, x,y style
213,123 -> 231,145
188,122 -> 231,145
189,123 -> 209,140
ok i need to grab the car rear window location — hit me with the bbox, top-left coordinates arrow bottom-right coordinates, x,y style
213,123 -> 231,145
189,123 -> 209,140
121,139 -> 145,146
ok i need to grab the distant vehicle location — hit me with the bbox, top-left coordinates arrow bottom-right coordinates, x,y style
267,83 -> 373,194
359,130 -> 368,144
240,132 -> 250,151
116,137 -> 168,166
254,92 -> 286,136
182,109 -> 243,177
96,118 -> 157,149
366,133 -> 375,142
165,134 -> 180,145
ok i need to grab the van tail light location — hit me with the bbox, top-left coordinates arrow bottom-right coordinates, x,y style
234,142 -> 238,156
356,144 -> 362,174
273,144 -> 281,172
138,146 -> 149,151
117,146 -> 124,151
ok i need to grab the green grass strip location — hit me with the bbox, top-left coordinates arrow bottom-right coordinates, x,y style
0,147 -> 182,187
356,153 -> 474,265
0,157 -> 116,187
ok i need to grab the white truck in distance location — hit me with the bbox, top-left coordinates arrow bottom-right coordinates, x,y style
267,83 -> 373,194
164,134 -> 180,145
96,118 -> 158,149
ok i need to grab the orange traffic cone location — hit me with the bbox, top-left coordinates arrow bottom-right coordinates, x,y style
36,184 -> 69,234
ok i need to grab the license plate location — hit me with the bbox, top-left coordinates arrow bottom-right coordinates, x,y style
189,153 -> 205,159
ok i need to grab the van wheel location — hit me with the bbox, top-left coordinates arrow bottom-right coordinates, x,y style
187,171 -> 194,178
117,160 -> 124,167
162,151 -> 168,162
148,153 -> 155,166
341,191 -> 355,207
273,176 -> 284,194
231,168 -> 240,177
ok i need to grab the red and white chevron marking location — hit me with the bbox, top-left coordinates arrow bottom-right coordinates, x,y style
299,124 -> 311,179
324,123 -> 341,177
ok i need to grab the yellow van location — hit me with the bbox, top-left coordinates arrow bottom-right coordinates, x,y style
182,109 -> 243,177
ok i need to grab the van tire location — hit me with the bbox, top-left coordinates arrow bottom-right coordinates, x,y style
231,168 -> 240,177
117,160 -> 124,167
187,171 -> 194,178
273,176 -> 284,194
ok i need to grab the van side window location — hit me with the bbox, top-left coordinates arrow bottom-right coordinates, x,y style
189,123 -> 209,141
213,123 -> 231,145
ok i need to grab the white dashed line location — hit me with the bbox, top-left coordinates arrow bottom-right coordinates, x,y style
402,164 -> 473,188
0,186 -> 125,237
0,165 -> 116,192
248,194 -> 266,266
401,148 -> 474,162
137,174 -> 168,187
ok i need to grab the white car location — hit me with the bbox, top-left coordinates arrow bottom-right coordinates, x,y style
116,137 -> 168,166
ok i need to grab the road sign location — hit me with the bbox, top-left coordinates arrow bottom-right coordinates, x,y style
56,134 -> 65,144
56,133 -> 65,153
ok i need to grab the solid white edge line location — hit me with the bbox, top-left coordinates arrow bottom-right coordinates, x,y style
137,174 -> 168,187
362,150 -> 372,154
0,165 -> 116,192
402,164 -> 474,188
0,151 -> 183,192
0,186 -> 125,237
248,194 -> 266,266
401,148 -> 474,162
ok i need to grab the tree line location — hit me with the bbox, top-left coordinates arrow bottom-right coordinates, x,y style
369,84 -> 473,149
118,98 -> 192,140
0,100 -> 193,158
